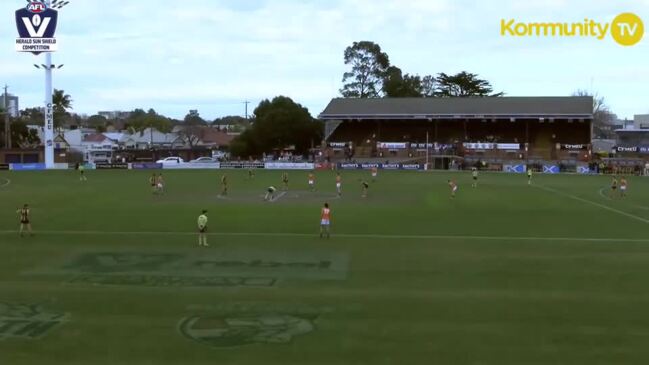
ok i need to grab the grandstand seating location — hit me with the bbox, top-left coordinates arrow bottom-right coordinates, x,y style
326,119 -> 591,162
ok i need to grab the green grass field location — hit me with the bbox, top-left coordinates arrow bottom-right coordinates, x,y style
2,169 -> 649,364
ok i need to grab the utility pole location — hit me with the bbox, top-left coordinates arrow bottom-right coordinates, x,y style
3,85 -> 10,149
244,101 -> 250,119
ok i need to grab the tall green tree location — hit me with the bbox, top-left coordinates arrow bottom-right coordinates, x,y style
52,89 -> 73,129
434,72 -> 503,97
125,108 -> 173,133
382,66 -> 423,97
19,108 -> 44,125
86,115 -> 108,131
183,110 -> 207,125
340,41 -> 390,98
0,119 -> 41,148
420,75 -> 437,97
230,96 -> 323,158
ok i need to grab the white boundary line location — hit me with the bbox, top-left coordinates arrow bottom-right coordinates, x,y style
0,229 -> 647,242
598,187 -> 612,201
269,191 -> 287,203
598,187 -> 649,210
0,178 -> 10,188
535,184 -> 649,224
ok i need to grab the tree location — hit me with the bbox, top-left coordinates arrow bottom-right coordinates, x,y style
87,115 -> 108,129
19,107 -> 44,125
212,115 -> 250,132
86,114 -> 108,132
382,66 -> 423,97
340,41 -> 390,98
230,96 -> 323,158
421,75 -> 436,97
0,119 -> 41,148
434,72 -> 503,97
52,89 -> 73,129
176,110 -> 208,148
125,108 -> 173,133
184,110 -> 206,126
573,90 -> 615,139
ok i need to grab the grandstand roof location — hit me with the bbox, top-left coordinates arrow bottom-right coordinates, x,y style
319,97 -> 593,120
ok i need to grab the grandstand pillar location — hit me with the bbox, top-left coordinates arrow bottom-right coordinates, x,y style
434,121 -> 438,142
377,120 -> 381,140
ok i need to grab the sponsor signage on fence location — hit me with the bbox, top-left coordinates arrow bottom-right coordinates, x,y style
162,163 -> 221,170
577,166 -> 591,174
543,165 -> 560,174
95,163 -> 129,170
411,143 -> 433,149
381,163 -> 401,170
338,163 -> 359,170
400,163 -> 423,170
377,142 -> 408,149
314,162 -> 333,170
503,164 -> 526,173
562,144 -> 588,150
264,162 -> 314,170
616,146 -> 638,153
10,163 -> 46,171
0,164 -> 9,170
464,143 -> 521,150
220,162 -> 265,169
328,142 -> 351,149
639,146 -> 649,154
337,163 -> 424,170
131,163 -> 163,170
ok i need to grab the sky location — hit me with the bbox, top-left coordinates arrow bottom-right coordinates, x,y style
1,0 -> 648,120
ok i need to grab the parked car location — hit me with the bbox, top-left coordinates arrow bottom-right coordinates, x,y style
212,151 -> 229,160
189,157 -> 218,163
156,157 -> 184,164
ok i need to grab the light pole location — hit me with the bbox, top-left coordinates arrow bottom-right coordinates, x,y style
34,63 -> 63,167
40,0 -> 69,168
2,85 -> 10,149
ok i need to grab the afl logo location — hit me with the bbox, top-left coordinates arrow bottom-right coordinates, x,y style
26,1 -> 47,13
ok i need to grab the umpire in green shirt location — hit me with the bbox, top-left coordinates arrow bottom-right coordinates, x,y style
197,210 -> 208,247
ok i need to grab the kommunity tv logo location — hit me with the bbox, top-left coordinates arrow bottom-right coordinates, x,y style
501,13 -> 644,46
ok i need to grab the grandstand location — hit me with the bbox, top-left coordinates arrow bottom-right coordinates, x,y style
319,97 -> 593,168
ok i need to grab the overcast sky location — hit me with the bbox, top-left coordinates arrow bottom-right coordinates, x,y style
1,0 -> 647,120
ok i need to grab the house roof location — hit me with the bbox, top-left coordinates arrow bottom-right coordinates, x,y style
319,97 -> 594,120
199,128 -> 235,146
103,133 -> 129,142
132,128 -> 181,144
83,133 -> 108,143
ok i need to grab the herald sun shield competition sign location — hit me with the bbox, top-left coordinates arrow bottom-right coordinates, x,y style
15,1 -> 58,54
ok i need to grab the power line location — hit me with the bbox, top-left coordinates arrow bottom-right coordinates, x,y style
244,100 -> 251,119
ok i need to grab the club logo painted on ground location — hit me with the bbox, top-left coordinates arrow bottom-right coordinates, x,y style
0,302 -> 68,340
179,313 -> 317,348
28,250 -> 348,288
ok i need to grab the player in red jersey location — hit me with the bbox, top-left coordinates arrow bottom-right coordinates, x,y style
320,203 -> 331,239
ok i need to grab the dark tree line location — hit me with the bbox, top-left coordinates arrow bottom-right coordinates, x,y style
340,41 -> 503,98
230,96 -> 322,158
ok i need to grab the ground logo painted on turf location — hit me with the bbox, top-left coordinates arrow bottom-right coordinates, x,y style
34,250 -> 348,288
0,302 -> 68,340
179,303 -> 322,348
